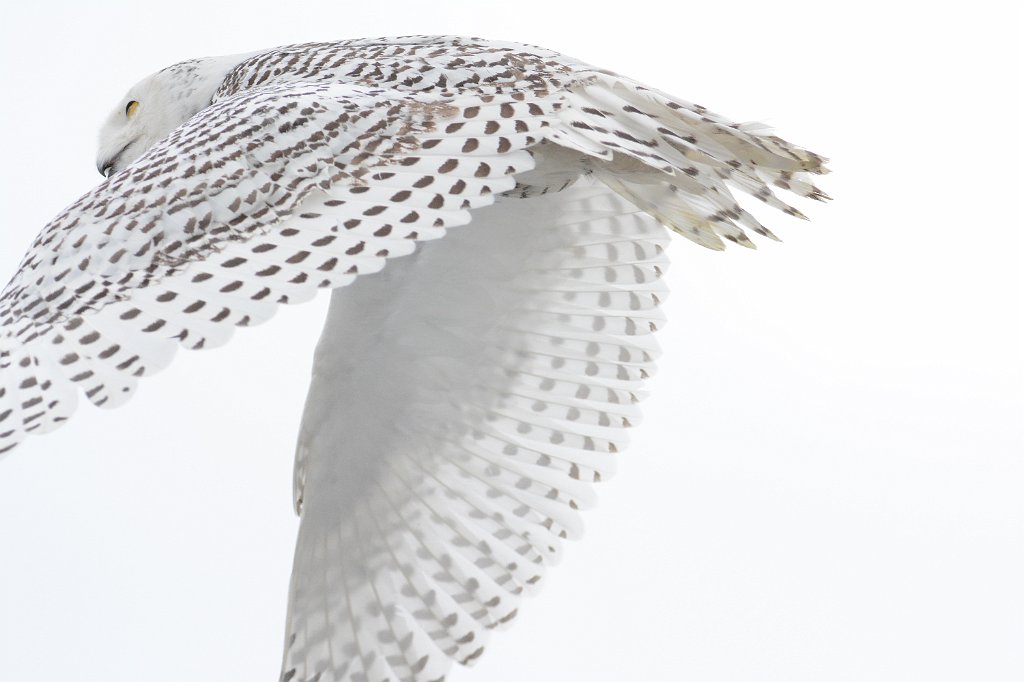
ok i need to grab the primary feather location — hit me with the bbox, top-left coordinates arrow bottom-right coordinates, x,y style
0,35 -> 828,682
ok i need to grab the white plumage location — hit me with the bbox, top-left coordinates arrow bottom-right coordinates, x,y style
0,36 -> 828,682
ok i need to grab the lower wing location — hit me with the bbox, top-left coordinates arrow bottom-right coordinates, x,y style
283,178 -> 668,682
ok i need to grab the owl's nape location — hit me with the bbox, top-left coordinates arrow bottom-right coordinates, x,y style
0,36 -> 827,682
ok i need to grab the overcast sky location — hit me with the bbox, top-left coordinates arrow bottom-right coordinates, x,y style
0,2 -> 1020,681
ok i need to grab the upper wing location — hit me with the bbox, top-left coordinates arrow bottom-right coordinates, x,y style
0,81 -> 553,454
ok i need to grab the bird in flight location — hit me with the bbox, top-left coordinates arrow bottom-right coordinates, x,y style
0,35 -> 828,682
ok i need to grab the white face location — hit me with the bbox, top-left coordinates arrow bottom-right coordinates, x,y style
95,54 -> 251,177
95,72 -> 183,177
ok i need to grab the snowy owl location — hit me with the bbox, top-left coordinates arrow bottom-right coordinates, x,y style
0,36 -> 828,682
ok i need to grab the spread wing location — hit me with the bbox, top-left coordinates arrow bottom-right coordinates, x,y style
0,81 -> 553,454
279,75 -> 829,682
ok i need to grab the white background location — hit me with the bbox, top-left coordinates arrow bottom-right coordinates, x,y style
0,2 -> 1020,681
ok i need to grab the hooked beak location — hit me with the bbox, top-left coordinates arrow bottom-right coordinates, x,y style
97,140 -> 135,178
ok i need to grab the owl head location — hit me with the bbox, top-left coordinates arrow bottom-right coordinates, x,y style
95,54 -> 248,177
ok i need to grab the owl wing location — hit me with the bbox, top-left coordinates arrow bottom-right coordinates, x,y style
282,179 -> 668,682
0,81 -> 553,454
279,74 -> 829,682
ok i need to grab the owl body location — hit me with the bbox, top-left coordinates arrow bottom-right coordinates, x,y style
0,36 -> 827,682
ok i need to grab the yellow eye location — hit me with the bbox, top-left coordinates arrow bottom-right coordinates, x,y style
125,100 -> 140,119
